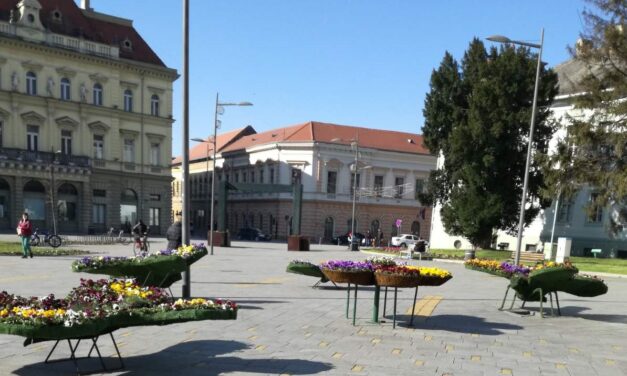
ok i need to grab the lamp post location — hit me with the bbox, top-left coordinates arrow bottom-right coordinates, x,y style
49,150 -> 61,235
191,137 -> 212,245
209,93 -> 252,255
487,28 -> 544,265
331,137 -> 371,251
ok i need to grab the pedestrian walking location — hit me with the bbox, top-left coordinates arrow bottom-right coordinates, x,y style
166,215 -> 183,250
16,212 -> 33,258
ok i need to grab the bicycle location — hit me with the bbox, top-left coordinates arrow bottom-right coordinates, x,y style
106,227 -> 131,245
30,228 -> 62,248
133,233 -> 149,256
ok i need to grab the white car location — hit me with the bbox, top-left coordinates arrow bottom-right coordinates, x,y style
391,234 -> 421,249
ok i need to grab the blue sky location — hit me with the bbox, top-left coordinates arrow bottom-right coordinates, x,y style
90,0 -> 588,157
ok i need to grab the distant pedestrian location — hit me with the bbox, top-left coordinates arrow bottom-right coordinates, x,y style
166,216 -> 183,250
16,212 -> 33,258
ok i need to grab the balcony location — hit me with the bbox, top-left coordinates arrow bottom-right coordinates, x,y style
0,147 -> 90,168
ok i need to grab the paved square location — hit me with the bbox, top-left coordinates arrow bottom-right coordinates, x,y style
0,238 -> 626,375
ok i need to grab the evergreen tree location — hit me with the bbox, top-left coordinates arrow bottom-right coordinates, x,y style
422,38 -> 559,248
544,0 -> 627,233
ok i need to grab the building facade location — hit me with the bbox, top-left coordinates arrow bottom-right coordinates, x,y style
0,0 -> 177,234
173,121 -> 437,242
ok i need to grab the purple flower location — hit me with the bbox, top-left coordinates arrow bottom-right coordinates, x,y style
320,260 -> 374,271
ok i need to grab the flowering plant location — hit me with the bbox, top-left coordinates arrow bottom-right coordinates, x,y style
365,256 -> 397,266
406,266 -> 451,278
289,259 -> 318,267
499,262 -> 531,277
0,278 -> 237,328
375,265 -> 420,277
72,244 -> 207,271
320,260 -> 374,272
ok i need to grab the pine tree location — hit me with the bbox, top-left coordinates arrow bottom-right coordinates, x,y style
544,0 -> 627,233
423,38 -> 559,248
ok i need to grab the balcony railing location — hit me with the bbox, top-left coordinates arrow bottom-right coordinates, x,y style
0,147 -> 90,168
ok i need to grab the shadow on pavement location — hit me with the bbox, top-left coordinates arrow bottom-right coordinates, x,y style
13,340 -> 334,375
543,306 -> 627,324
398,314 -> 524,335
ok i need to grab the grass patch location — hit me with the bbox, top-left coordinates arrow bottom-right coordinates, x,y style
569,257 -> 627,275
0,242 -> 89,256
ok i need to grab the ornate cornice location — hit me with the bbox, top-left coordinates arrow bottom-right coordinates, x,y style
55,67 -> 77,78
88,73 -> 109,84
119,129 -> 139,138
55,116 -> 79,129
88,121 -> 110,133
21,60 -> 43,71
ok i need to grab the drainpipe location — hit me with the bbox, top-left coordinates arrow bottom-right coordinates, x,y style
140,72 -> 145,222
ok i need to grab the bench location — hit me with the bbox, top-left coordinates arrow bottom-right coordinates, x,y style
510,251 -> 545,263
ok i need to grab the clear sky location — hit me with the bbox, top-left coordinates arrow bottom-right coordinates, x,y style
89,0 -> 588,158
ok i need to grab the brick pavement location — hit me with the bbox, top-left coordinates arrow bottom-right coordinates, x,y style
0,238 -> 625,375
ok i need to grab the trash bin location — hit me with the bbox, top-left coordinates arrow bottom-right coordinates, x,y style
350,239 -> 360,251
415,240 -> 426,253
464,249 -> 476,260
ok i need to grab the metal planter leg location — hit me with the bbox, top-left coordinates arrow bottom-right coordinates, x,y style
352,285 -> 358,326
499,286 -> 511,310
346,283 -> 351,319
392,287 -> 398,329
383,287 -> 388,317
409,286 -> 419,327
554,292 -> 561,316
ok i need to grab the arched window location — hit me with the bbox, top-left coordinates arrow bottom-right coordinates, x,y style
411,221 -> 421,236
57,183 -> 78,223
370,219 -> 380,236
0,178 -> 11,220
23,180 -> 46,220
93,83 -> 103,106
120,188 -> 138,232
60,78 -> 71,100
324,217 -> 334,241
150,94 -> 160,116
26,72 -> 37,95
123,89 -> 133,112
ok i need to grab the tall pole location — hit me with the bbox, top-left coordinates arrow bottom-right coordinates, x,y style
514,28 -> 544,265
49,160 -> 57,235
548,189 -> 561,261
181,0 -> 191,298
204,141 -> 210,239
209,93 -> 219,256
350,141 -> 358,251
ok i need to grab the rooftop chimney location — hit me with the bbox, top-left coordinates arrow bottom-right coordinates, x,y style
80,0 -> 92,11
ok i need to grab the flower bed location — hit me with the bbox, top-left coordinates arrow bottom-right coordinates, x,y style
0,278 -> 236,342
72,244 -> 208,287
320,260 -> 374,285
406,266 -> 453,286
464,259 -> 531,279
286,260 -> 327,281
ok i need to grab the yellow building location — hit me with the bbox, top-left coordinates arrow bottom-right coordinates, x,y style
0,0 -> 177,234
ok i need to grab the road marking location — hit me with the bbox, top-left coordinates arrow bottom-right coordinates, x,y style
405,295 -> 443,319
351,365 -> 364,372
414,360 -> 425,366
260,276 -> 291,284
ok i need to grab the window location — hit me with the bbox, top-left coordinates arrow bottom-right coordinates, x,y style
557,198 -> 573,223
61,130 -> 72,155
395,177 -> 405,198
123,139 -> 134,162
587,193 -> 603,223
250,171 -> 255,183
242,171 -> 247,183
150,143 -> 160,166
235,173 -> 239,183
92,204 -> 106,224
123,89 -> 133,112
27,125 -> 39,151
60,78 -> 71,100
0,120 -> 3,147
150,94 -> 160,116
260,169 -> 264,183
291,169 -> 302,185
415,179 -> 425,200
149,208 -> 160,226
93,135 -> 104,159
149,194 -> 161,201
350,173 -> 361,197
374,175 -> 384,197
26,72 -> 37,95
327,171 -> 337,194
93,83 -> 103,106
270,168 -> 275,184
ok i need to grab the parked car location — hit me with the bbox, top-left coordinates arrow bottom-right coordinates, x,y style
332,232 -> 365,246
391,234 -> 421,249
237,228 -> 271,241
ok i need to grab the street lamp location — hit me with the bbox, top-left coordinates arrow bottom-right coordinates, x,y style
191,137 -> 213,247
331,137 -> 371,251
209,93 -> 252,256
49,150 -> 61,236
487,28 -> 544,265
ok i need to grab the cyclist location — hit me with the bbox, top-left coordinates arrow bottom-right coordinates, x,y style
132,219 -> 148,253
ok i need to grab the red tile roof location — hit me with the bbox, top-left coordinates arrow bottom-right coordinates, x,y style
0,0 -> 165,66
171,126 -> 256,165
220,121 -> 431,155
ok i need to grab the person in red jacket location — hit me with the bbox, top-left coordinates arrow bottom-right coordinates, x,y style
16,212 -> 33,258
